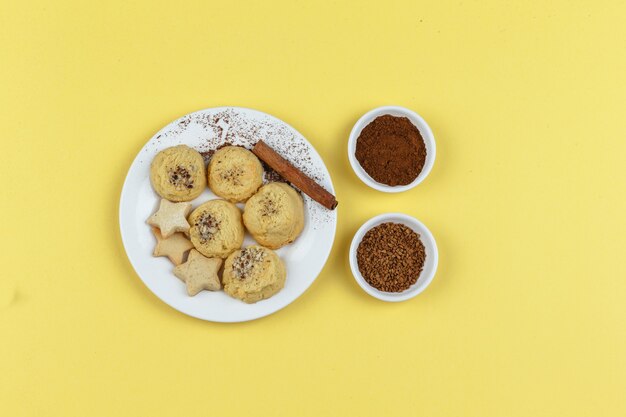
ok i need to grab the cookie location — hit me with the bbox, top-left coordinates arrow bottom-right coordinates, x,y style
146,199 -> 192,238
188,199 -> 244,259
150,145 -> 206,202
173,249 -> 222,296
151,227 -> 194,265
243,182 -> 305,249
222,245 -> 286,303
208,146 -> 263,203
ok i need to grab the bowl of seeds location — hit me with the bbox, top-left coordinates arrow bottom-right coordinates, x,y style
349,213 -> 438,302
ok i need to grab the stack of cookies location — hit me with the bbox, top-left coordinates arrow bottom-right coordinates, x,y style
146,144 -> 304,304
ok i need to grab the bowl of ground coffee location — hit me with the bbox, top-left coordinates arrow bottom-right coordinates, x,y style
349,213 -> 438,301
348,106 -> 435,192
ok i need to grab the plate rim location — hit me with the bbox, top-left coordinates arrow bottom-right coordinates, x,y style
118,106 -> 337,323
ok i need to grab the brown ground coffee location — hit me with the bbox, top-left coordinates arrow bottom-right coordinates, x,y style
356,222 -> 426,292
355,115 -> 426,186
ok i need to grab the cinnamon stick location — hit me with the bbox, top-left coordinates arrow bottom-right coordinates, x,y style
252,140 -> 338,210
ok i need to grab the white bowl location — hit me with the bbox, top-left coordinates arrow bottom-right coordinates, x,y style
348,106 -> 436,193
349,213 -> 438,302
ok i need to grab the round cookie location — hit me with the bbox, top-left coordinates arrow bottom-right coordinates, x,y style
208,146 -> 263,203
150,145 -> 206,202
188,199 -> 244,259
243,182 -> 305,249
222,245 -> 286,304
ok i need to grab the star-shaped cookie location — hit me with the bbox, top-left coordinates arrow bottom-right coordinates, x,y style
147,199 -> 192,238
152,227 -> 194,265
174,249 -> 222,296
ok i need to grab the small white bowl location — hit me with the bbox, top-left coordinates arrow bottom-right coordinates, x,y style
348,106 -> 436,193
349,213 -> 438,302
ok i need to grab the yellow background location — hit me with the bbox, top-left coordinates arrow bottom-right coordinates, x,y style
1,1 -> 625,415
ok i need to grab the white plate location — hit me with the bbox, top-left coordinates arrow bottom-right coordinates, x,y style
119,107 -> 337,322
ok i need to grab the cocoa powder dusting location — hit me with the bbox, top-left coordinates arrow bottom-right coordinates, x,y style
356,222 -> 426,292
355,115 -> 426,186
200,142 -> 234,164
260,160 -> 287,183
199,150 -> 215,164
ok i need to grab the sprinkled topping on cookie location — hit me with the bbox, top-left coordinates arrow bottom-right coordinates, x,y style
169,166 -> 194,189
195,213 -> 221,242
220,167 -> 244,186
260,197 -> 278,217
232,247 -> 266,279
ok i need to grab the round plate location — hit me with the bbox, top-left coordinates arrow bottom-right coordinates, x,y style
119,107 -> 337,322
